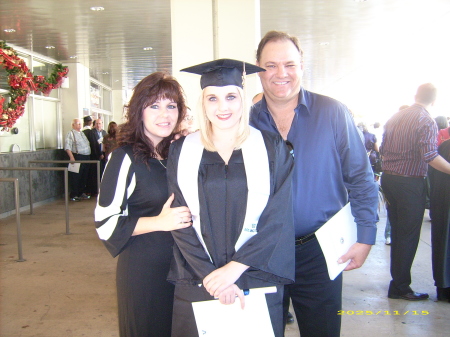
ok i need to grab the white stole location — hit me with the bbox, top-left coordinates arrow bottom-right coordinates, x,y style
177,127 -> 271,263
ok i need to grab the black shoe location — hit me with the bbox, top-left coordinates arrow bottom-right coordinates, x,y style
70,197 -> 81,202
436,287 -> 450,301
388,292 -> 429,301
287,311 -> 295,324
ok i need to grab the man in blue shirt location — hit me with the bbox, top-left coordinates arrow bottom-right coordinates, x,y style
250,31 -> 378,337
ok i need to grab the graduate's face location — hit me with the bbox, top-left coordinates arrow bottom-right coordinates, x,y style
142,97 -> 179,146
203,85 -> 243,132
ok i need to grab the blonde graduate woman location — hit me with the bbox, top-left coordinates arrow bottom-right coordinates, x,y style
95,72 -> 192,337
166,59 -> 295,337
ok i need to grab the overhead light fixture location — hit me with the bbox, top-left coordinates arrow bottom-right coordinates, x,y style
45,45 -> 55,49
354,0 -> 368,2
90,6 -> 105,11
69,55 -> 77,59
143,47 -> 153,51
4,29 -> 16,33
319,42 -> 330,46
102,72 -> 109,75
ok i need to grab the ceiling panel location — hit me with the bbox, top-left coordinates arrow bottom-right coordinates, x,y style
1,0 -> 450,102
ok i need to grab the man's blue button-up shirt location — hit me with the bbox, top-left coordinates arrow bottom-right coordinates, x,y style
250,88 -> 378,244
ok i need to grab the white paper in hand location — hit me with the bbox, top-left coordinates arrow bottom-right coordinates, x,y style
67,163 -> 80,173
192,287 -> 276,337
315,203 -> 357,280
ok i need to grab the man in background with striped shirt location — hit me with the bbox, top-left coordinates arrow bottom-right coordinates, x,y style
380,83 -> 450,301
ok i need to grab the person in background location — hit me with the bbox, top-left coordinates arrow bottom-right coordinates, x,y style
82,115 -> 93,130
102,121 -> 118,162
381,83 -> 450,301
250,30 -> 378,337
252,92 -> 264,104
84,118 -> 107,195
64,118 -> 91,201
358,122 -> 380,177
167,59 -> 294,337
95,72 -> 192,337
381,105 -> 409,245
436,115 -> 450,146
428,138 -> 450,302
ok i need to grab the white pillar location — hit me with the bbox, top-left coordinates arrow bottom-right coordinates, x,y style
61,62 -> 91,136
171,0 -> 261,113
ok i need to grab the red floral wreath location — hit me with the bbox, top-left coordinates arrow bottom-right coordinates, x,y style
0,41 -> 69,131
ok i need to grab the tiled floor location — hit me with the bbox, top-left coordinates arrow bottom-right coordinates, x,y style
1,198 -> 449,336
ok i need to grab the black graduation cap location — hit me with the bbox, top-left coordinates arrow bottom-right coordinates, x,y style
180,58 -> 265,89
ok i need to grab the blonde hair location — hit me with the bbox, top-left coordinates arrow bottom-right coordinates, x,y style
197,86 -> 250,152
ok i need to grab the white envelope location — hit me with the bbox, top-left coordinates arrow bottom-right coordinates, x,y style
192,287 -> 276,337
315,203 -> 357,280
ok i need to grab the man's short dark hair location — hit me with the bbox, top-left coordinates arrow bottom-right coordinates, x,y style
256,30 -> 303,62
415,83 -> 437,105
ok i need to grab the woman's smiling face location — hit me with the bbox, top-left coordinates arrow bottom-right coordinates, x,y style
142,97 -> 179,145
203,85 -> 243,132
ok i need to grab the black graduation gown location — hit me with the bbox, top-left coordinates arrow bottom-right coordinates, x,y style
166,130 -> 294,337
429,139 -> 450,288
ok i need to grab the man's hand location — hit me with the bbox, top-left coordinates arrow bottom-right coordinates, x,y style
338,242 -> 372,271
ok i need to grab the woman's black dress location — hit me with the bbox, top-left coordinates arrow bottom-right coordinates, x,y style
95,145 -> 174,337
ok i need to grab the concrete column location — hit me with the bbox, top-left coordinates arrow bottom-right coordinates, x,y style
171,0 -> 261,112
61,62 -> 91,136
112,89 -> 126,124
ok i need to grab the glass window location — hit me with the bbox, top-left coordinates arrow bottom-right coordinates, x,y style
33,59 -> 59,99
90,83 -> 101,108
34,98 -> 58,149
0,99 -> 31,152
103,89 -> 112,111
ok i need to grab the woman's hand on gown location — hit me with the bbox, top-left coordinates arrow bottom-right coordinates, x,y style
203,261 -> 249,298
132,194 -> 192,235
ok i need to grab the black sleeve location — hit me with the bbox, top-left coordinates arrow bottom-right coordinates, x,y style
94,147 -> 138,257
166,138 -> 216,282
232,132 -> 295,284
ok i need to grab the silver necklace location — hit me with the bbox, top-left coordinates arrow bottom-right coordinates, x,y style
158,159 -> 166,169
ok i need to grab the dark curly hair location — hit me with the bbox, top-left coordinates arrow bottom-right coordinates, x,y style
117,72 -> 187,165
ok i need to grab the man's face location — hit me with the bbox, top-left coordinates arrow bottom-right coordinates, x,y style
257,39 -> 303,104
95,119 -> 103,131
72,119 -> 82,131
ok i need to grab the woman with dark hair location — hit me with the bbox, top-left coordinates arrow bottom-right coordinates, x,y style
95,72 -> 192,337
102,121 -> 118,161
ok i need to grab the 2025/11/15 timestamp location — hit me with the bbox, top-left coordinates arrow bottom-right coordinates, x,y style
337,310 -> 429,316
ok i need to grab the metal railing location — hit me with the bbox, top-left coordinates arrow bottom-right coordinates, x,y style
0,177 -> 24,262
0,167 -> 70,235
28,159 -> 101,197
